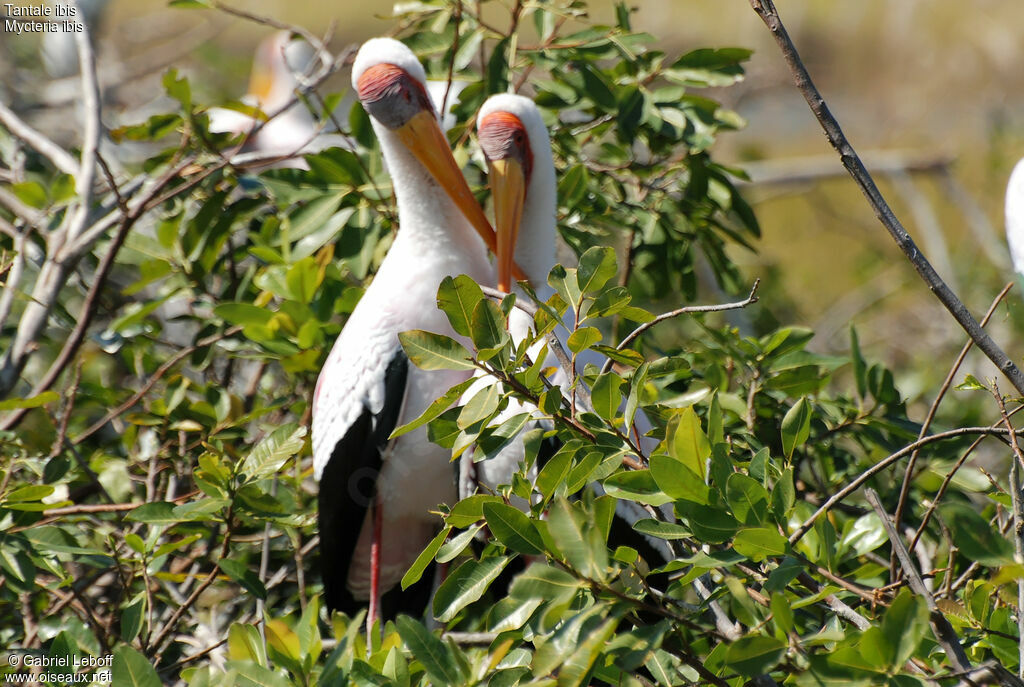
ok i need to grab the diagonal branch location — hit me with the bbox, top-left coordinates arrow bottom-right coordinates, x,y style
865,489 -> 972,672
747,0 -> 1024,397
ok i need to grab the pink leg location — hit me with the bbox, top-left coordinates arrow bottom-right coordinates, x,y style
366,496 -> 383,643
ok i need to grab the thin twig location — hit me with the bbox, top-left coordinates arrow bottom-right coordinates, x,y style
895,283 -> 1013,553
600,280 -> 760,375
0,101 -> 80,177
994,385 -> 1024,679
865,488 -> 972,673
747,0 -> 1024,397
789,425 -> 1021,546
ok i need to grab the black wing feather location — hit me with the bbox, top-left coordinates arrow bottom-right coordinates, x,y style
318,350 -> 435,617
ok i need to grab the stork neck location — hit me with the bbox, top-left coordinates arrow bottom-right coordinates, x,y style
517,147 -> 558,287
375,123 -> 486,263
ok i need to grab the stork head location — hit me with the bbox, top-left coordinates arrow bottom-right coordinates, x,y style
352,38 -> 497,257
248,31 -> 312,109
478,94 -> 554,292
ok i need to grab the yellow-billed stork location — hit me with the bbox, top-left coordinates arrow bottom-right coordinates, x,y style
462,94 -> 672,564
1007,158 -> 1024,280
311,38 -> 508,627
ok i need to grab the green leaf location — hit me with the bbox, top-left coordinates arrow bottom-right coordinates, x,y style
126,502 -> 178,524
509,562 -> 581,604
590,372 -> 624,421
665,407 -> 710,480
567,326 -> 602,354
5,485 -> 55,502
726,473 -> 770,525
884,589 -> 929,666
649,455 -> 708,504
12,181 -> 47,209
399,330 -> 476,371
576,246 -> 617,295
559,164 -> 589,207
602,470 -> 674,507
733,527 -> 788,562
676,501 -> 738,544
437,275 -> 485,338
771,468 -> 795,522
401,526 -> 450,591
240,424 -> 306,481
632,519 -> 690,540
470,298 -> 509,353
724,635 -> 786,677
548,265 -> 583,314
770,593 -> 793,636
396,616 -> 462,686
781,397 -> 812,459
228,661 -> 293,687
219,559 -> 267,599
940,503 -> 1014,566
433,556 -> 510,622
121,597 -> 145,643
547,498 -> 608,581
0,391 -> 60,411
391,378 -> 475,440
214,303 -> 275,327
484,502 -> 544,555
446,494 -> 502,528
112,645 -> 162,687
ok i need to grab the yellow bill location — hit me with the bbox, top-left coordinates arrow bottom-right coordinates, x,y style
394,110 -> 528,284
488,158 -> 526,293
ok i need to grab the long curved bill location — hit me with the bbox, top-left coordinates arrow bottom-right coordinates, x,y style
488,158 -> 526,293
394,110 -> 528,284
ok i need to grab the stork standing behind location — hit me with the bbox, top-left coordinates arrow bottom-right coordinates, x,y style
312,38 -> 507,630
461,94 -> 672,565
1006,158 -> 1024,284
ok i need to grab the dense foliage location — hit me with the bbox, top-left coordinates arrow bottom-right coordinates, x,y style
1,1 -> 1023,686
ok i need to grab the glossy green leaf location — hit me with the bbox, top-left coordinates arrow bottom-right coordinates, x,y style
433,556 -> 510,622
399,330 -> 476,371
484,502 -> 544,555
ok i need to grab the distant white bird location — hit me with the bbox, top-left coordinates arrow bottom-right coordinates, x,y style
40,0 -> 109,78
311,38 -> 507,628
461,94 -> 671,563
207,31 -> 320,167
1006,158 -> 1024,280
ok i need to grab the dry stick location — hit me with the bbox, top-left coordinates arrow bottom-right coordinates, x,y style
599,279 -> 760,376
747,0 -> 1024,397
895,283 -> 1014,552
865,488 -> 972,673
994,386 -> 1024,679
789,425 -> 1023,546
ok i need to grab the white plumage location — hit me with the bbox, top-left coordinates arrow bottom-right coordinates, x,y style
460,94 -> 671,562
1006,158 -> 1024,277
312,38 -> 495,619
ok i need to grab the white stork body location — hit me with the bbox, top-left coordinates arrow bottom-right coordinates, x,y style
1006,158 -> 1024,278
461,95 -> 671,562
312,38 -> 496,621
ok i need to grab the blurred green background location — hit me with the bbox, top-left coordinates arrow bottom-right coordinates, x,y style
6,0 -> 1024,404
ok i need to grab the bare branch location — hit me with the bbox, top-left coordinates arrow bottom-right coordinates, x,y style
0,101 -> 80,177
865,488 -> 972,673
600,279 -> 760,375
789,424 -> 1021,546
748,0 -> 1024,397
